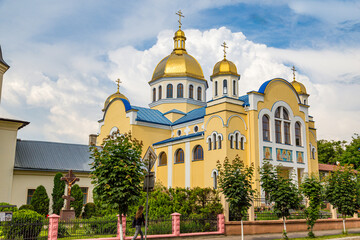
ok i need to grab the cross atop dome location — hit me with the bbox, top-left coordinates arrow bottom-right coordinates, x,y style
176,10 -> 184,29
221,42 -> 228,59
116,78 -> 122,93
291,66 -> 296,81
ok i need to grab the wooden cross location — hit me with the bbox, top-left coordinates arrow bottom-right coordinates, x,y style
116,78 -> 122,92
176,10 -> 184,29
291,66 -> 296,81
221,41 -> 228,59
61,170 -> 80,210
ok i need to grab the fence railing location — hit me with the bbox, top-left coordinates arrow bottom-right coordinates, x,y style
0,218 -> 49,240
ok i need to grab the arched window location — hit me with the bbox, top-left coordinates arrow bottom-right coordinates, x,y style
208,138 -> 212,150
283,108 -> 289,120
189,85 -> 193,99
223,79 -> 228,94
304,99 -> 307,105
230,135 -> 234,149
233,80 -> 236,95
152,88 -> 156,102
275,120 -> 282,143
218,136 -> 222,149
235,133 -> 239,149
167,84 -> 173,98
275,106 -> 291,144
159,152 -> 167,166
241,137 -> 245,150
193,145 -> 204,161
295,122 -> 301,146
213,133 -> 217,150
197,87 -> 202,101
275,107 -> 281,118
262,115 -> 270,141
158,86 -> 162,100
177,84 -> 183,98
215,81 -> 218,96
213,171 -> 218,189
175,149 -> 184,163
312,148 -> 316,159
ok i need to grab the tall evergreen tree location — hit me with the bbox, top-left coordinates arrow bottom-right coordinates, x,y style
52,172 -> 65,215
70,184 -> 83,218
30,185 -> 49,216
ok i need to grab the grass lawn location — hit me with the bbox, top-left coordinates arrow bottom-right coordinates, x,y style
275,233 -> 360,239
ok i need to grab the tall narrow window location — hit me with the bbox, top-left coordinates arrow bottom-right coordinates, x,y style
175,149 -> 184,163
218,136 -> 222,149
193,145 -> 204,161
27,189 -> 35,205
215,81 -> 218,96
177,84 -> 183,98
223,79 -> 228,94
159,152 -> 167,166
241,137 -> 245,150
230,136 -> 234,149
189,85 -> 193,99
213,171 -> 218,189
208,138 -> 212,150
152,88 -> 156,102
233,80 -> 236,95
158,86 -> 162,100
262,115 -> 270,141
167,84 -> 173,98
197,87 -> 202,101
312,148 -> 315,159
213,133 -> 217,150
295,122 -> 301,146
283,109 -> 289,120
275,120 -> 282,143
235,133 -> 239,149
275,107 -> 281,118
284,122 -> 291,144
81,187 -> 88,205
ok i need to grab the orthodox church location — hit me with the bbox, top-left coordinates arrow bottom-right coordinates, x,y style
95,17 -> 319,197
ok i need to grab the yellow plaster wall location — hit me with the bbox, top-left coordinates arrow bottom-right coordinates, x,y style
151,102 -> 201,114
154,146 -> 168,187
308,127 -> 319,175
163,112 -> 185,122
172,143 -> 186,188
190,139 -> 204,188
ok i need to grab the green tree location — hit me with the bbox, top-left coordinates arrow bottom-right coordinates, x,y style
300,175 -> 323,238
90,131 -> 144,240
325,165 -> 358,234
52,172 -> 65,215
70,184 -> 83,218
217,156 -> 255,240
30,185 -> 49,216
317,139 -> 345,164
339,134 -> 360,169
260,161 -> 301,239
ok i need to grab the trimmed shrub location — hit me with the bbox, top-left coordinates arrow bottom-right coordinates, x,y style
19,204 -> 34,211
2,209 -> 44,239
85,214 -> 117,235
83,202 -> 97,219
30,185 -> 49,216
52,172 -> 65,215
0,202 -> 18,212
70,184 -> 83,218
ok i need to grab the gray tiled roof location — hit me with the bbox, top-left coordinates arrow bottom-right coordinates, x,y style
14,140 -> 92,172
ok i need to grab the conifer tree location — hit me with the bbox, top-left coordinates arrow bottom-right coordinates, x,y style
70,184 -> 83,218
30,185 -> 49,216
52,172 -> 65,215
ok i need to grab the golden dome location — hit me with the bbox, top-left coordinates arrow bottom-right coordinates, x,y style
174,29 -> 185,38
211,58 -> 239,78
291,80 -> 307,95
103,91 -> 129,111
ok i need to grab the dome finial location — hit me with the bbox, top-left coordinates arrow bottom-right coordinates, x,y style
291,66 -> 296,82
116,78 -> 122,93
176,10 -> 184,29
221,41 -> 228,59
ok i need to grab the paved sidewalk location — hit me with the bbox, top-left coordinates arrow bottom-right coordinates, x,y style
179,228 -> 360,240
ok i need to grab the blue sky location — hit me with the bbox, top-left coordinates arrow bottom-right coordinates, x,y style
0,0 -> 359,143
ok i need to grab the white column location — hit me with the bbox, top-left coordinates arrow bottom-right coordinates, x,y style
167,145 -> 173,188
185,141 -> 191,188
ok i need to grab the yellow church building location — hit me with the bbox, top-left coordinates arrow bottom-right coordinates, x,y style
96,22 -> 319,198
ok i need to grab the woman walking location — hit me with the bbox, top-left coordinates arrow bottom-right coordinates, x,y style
132,206 -> 145,240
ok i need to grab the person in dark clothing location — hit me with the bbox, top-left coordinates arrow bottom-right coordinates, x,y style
132,205 -> 145,240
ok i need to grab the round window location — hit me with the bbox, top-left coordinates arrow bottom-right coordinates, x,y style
194,126 -> 199,133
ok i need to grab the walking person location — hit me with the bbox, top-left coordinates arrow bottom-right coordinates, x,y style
132,206 -> 145,240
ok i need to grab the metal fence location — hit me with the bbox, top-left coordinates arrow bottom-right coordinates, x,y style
180,215 -> 218,233
125,216 -> 172,236
0,218 -> 48,240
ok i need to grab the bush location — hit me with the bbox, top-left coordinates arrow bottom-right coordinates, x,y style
85,214 -> 117,235
83,202 -> 97,219
2,209 -> 44,239
30,185 -> 49,216
19,204 -> 34,211
57,224 -> 70,238
0,202 -> 18,212
52,172 -> 65,215
70,184 -> 83,218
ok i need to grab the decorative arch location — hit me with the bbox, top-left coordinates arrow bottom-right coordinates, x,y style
205,115 -> 225,131
258,78 -> 301,104
206,131 -> 223,151
211,169 -> 219,189
158,152 -> 167,166
228,130 -> 246,150
193,145 -> 204,161
226,114 -> 248,130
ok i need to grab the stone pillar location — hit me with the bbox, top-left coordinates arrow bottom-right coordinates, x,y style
48,214 -> 60,240
171,213 -> 181,236
330,204 -> 337,219
117,214 -> 127,239
354,213 -> 358,219
217,214 -> 225,233
248,201 -> 255,221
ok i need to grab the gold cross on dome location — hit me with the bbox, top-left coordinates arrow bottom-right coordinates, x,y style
291,66 -> 296,81
221,41 -> 228,59
116,78 -> 122,92
176,10 -> 184,29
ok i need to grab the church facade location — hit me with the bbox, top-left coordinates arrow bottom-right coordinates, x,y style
96,24 -> 319,195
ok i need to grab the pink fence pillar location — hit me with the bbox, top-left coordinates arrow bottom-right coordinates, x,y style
217,213 -> 225,234
171,213 -> 181,236
48,214 -> 60,240
117,214 -> 127,239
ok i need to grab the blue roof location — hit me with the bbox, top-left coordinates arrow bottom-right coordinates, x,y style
153,131 -> 204,146
121,98 -> 132,111
132,106 -> 172,126
239,95 -> 249,106
163,109 -> 185,115
258,80 -> 272,94
172,107 -> 206,125
15,140 -> 92,172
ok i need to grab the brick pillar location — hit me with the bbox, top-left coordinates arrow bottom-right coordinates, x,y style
217,214 -> 225,234
122,214 -> 126,239
330,204 -> 337,219
48,214 -> 60,240
248,202 -> 255,221
171,213 -> 181,236
117,214 -> 127,239
354,213 -> 358,219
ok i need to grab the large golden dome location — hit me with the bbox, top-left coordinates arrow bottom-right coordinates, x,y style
291,80 -> 307,95
211,58 -> 239,78
103,91 -> 129,111
149,27 -> 205,83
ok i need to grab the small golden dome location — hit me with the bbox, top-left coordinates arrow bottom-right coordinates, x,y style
211,58 -> 239,78
103,91 -> 129,111
174,29 -> 185,38
291,80 -> 307,95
